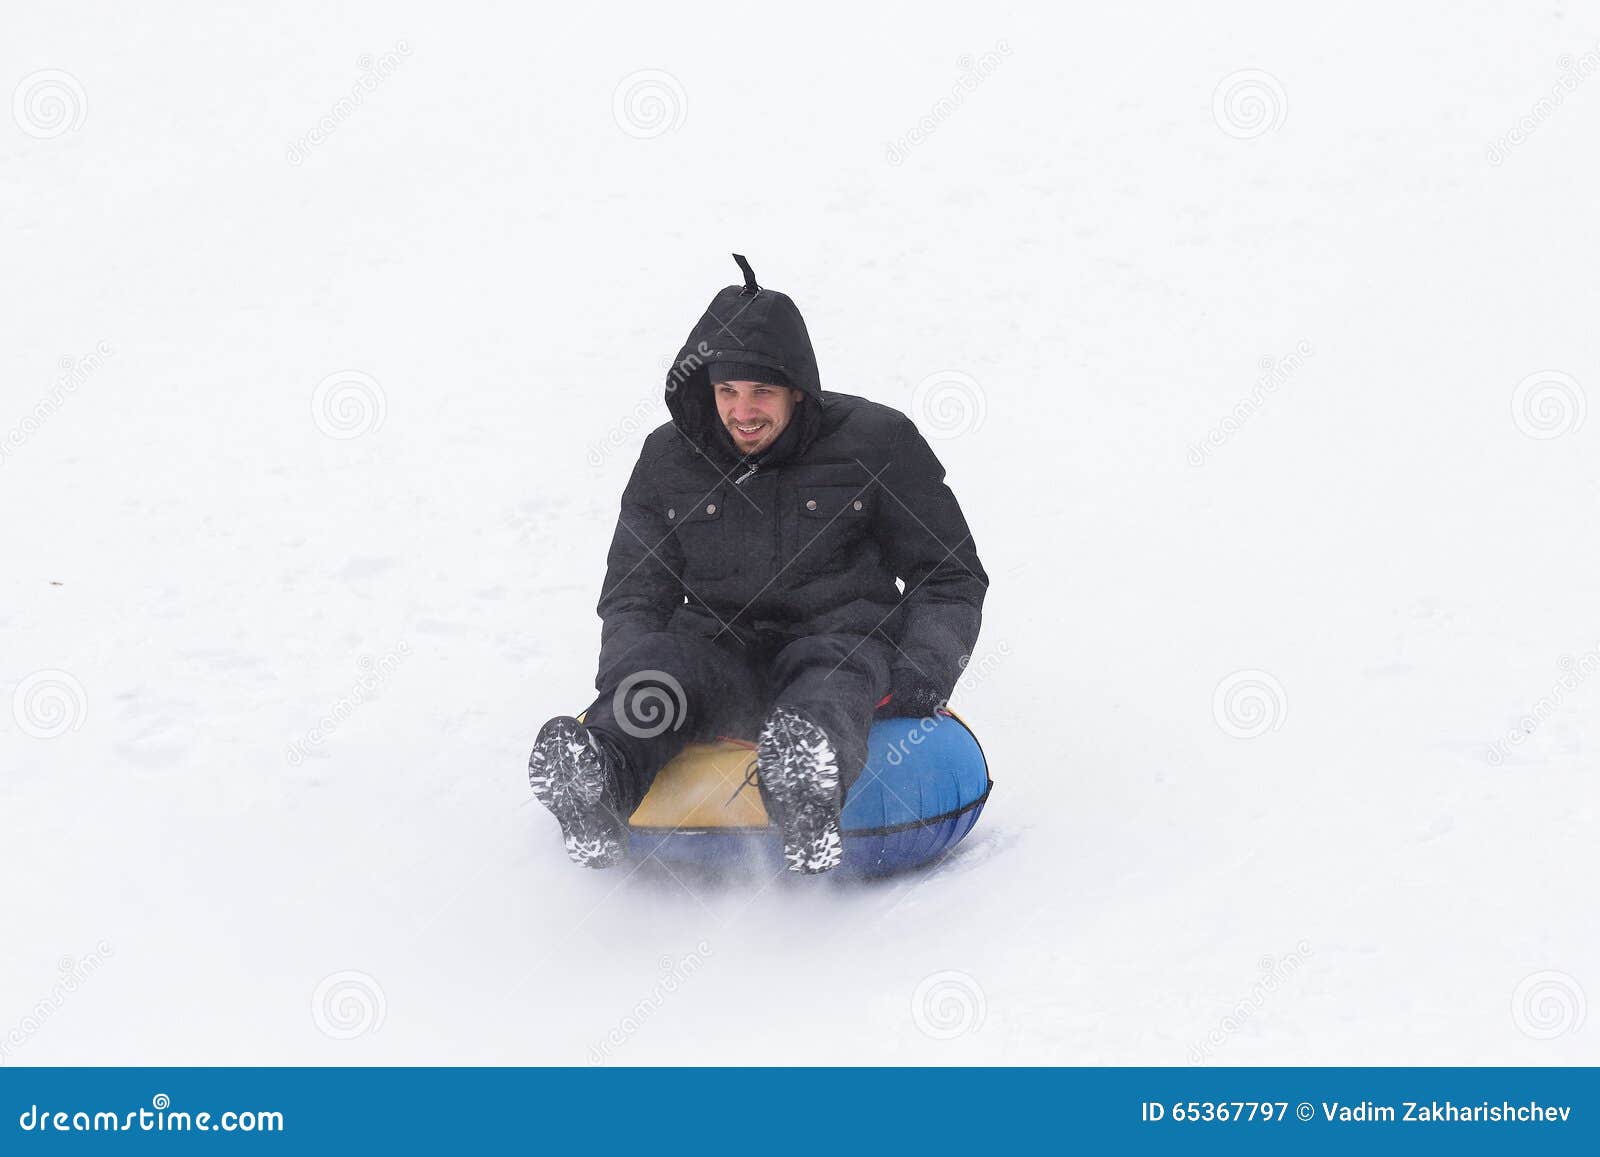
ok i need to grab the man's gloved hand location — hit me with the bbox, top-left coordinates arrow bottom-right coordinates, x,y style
875,674 -> 948,719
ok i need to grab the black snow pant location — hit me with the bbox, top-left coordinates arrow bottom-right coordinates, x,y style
581,626 -> 894,814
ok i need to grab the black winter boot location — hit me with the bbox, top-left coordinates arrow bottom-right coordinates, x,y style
757,706 -> 844,874
528,716 -> 630,868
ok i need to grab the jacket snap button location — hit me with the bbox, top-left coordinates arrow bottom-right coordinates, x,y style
805,498 -> 818,511
705,503 -> 717,515
852,499 -> 863,511
667,507 -> 676,519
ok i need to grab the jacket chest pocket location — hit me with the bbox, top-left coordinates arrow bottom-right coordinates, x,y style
666,489 -> 735,579
790,484 -> 871,574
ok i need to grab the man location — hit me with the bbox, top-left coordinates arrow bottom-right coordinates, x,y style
529,254 -> 987,875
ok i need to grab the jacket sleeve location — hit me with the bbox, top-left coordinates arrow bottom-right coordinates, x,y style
594,444 -> 683,691
873,418 -> 989,701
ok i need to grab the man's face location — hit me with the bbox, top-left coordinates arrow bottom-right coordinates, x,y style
713,380 -> 803,455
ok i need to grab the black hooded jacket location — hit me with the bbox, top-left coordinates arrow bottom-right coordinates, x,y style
595,258 -> 988,706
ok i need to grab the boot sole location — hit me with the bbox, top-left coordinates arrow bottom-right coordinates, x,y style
758,710 -> 844,875
528,717 -> 628,868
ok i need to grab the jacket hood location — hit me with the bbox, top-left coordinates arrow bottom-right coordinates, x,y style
664,254 -> 823,467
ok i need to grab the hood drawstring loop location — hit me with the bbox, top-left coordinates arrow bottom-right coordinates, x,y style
732,253 -> 760,295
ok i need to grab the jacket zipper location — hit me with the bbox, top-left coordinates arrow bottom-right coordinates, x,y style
770,465 -> 781,561
731,460 -> 782,564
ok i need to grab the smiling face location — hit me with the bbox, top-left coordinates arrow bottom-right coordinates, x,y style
713,380 -> 804,455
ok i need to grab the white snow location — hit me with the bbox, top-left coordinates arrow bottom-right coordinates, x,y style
3,1 -> 1596,1066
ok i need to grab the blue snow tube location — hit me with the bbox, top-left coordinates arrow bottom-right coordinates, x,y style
626,711 -> 992,877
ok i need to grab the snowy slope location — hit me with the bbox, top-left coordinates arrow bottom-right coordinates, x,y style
2,1 -> 1596,1066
